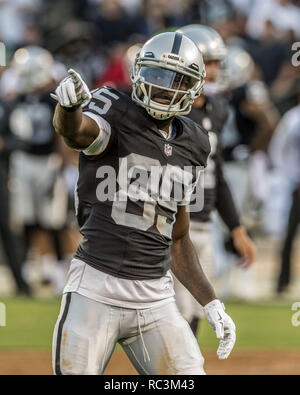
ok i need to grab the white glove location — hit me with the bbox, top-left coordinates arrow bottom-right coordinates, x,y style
50,68 -> 92,108
204,299 -> 236,360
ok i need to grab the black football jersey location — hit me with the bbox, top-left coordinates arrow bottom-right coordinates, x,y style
9,93 -> 56,155
0,99 -> 17,167
188,95 -> 228,223
74,87 -> 211,280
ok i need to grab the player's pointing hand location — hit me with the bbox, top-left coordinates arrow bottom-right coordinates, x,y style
50,69 -> 92,109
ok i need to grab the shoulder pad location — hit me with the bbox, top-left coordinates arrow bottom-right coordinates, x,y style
83,86 -> 127,125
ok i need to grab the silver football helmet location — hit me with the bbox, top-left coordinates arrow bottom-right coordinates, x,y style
224,45 -> 255,90
130,32 -> 206,120
11,46 -> 55,94
177,25 -> 227,95
176,24 -> 227,62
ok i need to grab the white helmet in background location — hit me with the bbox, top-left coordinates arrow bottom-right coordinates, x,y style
225,46 -> 269,103
130,32 -> 206,120
177,24 -> 227,62
224,45 -> 255,90
11,46 -> 55,94
177,24 -> 227,96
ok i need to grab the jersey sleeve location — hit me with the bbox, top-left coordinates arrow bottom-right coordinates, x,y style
194,125 -> 212,168
82,111 -> 112,156
83,86 -> 126,124
81,86 -> 126,156
182,120 -> 211,208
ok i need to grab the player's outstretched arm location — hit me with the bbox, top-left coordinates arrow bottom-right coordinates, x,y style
171,206 -> 236,359
52,69 -> 99,150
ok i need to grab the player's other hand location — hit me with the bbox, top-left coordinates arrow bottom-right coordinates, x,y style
231,225 -> 256,268
50,69 -> 92,109
204,299 -> 236,360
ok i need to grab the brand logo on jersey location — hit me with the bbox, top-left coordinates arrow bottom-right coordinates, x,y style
164,144 -> 173,157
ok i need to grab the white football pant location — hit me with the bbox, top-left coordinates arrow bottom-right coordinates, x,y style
52,292 -> 206,375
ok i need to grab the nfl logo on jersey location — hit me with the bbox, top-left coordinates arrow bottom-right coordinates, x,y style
164,143 -> 172,156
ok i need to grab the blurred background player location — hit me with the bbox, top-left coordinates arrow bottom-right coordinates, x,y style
216,43 -> 281,299
7,46 -> 70,294
0,86 -> 31,295
173,24 -> 256,335
268,93 -> 300,294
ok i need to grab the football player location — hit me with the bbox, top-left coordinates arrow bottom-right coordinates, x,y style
8,46 -> 69,292
0,94 -> 31,295
51,32 -> 236,375
174,25 -> 256,335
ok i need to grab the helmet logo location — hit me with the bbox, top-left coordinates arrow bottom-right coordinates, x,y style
167,54 -> 180,61
162,53 -> 185,65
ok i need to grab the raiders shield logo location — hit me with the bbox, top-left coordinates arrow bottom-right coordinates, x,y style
164,143 -> 172,156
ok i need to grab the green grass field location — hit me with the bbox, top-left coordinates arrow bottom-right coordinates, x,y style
0,297 -> 299,350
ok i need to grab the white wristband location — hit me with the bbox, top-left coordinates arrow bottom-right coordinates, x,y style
82,112 -> 111,156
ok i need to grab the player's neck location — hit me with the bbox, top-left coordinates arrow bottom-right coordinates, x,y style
153,117 -> 173,135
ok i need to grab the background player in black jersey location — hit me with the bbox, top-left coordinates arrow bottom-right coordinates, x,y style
0,96 -> 31,295
50,32 -> 236,375
174,25 -> 257,336
8,46 -> 69,293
